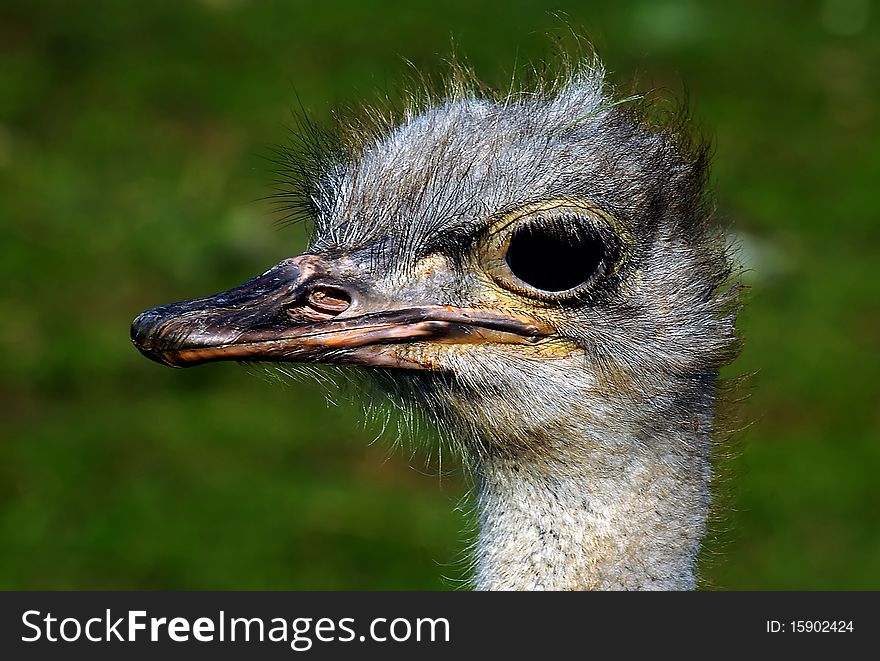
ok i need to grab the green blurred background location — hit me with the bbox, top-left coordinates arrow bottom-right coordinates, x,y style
1,0 -> 877,589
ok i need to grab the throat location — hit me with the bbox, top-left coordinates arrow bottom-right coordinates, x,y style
472,438 -> 711,590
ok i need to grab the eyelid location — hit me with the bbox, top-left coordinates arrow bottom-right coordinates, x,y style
485,199 -> 622,238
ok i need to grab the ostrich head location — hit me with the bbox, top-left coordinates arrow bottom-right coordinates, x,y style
132,60 -> 739,590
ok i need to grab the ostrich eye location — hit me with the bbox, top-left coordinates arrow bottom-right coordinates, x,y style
504,222 -> 605,293
479,203 -> 627,302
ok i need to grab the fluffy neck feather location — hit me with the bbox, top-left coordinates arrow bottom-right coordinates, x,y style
471,416 -> 712,591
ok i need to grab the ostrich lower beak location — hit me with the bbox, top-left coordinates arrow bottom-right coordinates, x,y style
131,255 -> 551,370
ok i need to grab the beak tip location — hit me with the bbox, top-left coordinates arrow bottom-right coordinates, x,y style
131,309 -> 155,343
131,307 -> 185,368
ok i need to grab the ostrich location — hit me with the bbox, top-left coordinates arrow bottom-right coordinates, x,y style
131,58 -> 739,590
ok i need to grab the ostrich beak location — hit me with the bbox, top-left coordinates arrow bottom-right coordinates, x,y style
131,255 -> 551,370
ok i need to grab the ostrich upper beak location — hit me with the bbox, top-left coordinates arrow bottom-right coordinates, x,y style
131,255 -> 552,370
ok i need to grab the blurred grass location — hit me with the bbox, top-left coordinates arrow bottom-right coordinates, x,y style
0,0 -> 877,589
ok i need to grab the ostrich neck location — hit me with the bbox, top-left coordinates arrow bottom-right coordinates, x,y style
472,424 -> 712,590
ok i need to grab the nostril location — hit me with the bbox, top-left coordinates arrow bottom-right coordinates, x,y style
306,286 -> 351,314
284,285 -> 353,322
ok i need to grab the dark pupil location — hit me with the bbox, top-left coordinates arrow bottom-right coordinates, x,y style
505,223 -> 604,292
